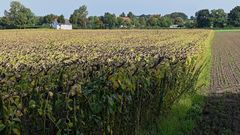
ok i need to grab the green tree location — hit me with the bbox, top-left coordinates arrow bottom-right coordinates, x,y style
0,17 -> 9,28
131,18 -> 140,28
195,9 -> 211,28
127,12 -> 135,19
184,16 -> 197,28
174,17 -> 184,26
229,6 -> 240,27
102,12 -> 117,29
58,15 -> 65,24
4,1 -> 35,28
43,14 -> 58,24
166,12 -> 188,20
94,17 -> 103,29
70,5 -> 88,28
211,9 -> 227,28
0,17 -> 2,28
36,16 -> 44,25
87,16 -> 95,28
120,12 -> 126,17
159,16 -> 172,27
147,15 -> 160,27
87,16 -> 103,29
184,19 -> 195,28
139,17 -> 146,28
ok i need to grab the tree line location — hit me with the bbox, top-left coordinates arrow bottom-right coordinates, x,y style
1,1 -> 240,29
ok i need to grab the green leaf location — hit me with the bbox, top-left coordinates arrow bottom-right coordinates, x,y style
29,100 -> 36,109
0,123 -> 6,132
68,122 -> 73,128
13,118 -> 21,122
57,130 -> 61,135
12,128 -> 20,135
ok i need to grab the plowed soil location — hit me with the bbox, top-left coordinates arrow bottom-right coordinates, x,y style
192,32 -> 240,135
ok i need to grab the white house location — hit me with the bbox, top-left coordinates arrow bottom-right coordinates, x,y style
51,19 -> 72,30
170,25 -> 179,29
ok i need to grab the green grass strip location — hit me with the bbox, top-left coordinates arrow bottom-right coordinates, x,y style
215,29 -> 240,32
157,30 -> 215,135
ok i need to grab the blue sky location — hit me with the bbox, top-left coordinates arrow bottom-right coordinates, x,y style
0,0 -> 239,18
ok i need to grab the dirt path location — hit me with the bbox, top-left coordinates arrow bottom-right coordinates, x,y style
192,32 -> 240,135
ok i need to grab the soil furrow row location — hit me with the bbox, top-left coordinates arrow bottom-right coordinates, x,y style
192,32 -> 240,135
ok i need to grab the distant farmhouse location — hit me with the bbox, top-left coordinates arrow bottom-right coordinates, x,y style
170,25 -> 179,29
120,17 -> 131,28
51,19 -> 72,30
169,24 -> 184,29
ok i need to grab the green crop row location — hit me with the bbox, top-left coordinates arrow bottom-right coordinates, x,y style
0,30 -> 213,135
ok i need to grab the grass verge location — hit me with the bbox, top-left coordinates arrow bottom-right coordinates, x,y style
215,29 -> 240,32
157,30 -> 215,135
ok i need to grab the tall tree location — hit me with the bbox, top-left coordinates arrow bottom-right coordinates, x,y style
70,5 -> 88,28
4,1 -> 35,27
43,14 -> 58,24
87,16 -> 103,29
58,15 -> 65,24
166,12 -> 188,20
229,6 -> 240,27
127,12 -> 135,19
131,18 -> 140,27
158,16 -> 172,27
195,9 -> 211,28
101,12 -> 117,29
184,19 -> 195,28
116,17 -> 131,28
0,17 -> 10,28
147,15 -> 160,27
119,12 -> 126,17
174,17 -> 184,26
139,16 -> 146,28
36,16 -> 44,25
94,17 -> 104,29
211,9 -> 227,28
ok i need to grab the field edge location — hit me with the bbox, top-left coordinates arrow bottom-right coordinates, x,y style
157,30 -> 215,135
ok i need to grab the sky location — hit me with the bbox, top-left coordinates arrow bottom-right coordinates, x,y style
0,0 -> 239,18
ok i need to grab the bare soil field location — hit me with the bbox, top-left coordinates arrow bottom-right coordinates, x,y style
192,32 -> 240,135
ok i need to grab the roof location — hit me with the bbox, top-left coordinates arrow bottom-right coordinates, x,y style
120,17 -> 131,21
52,19 -> 72,26
64,19 -> 71,25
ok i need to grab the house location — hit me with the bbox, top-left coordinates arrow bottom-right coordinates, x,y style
121,17 -> 131,22
120,17 -> 132,28
51,19 -> 72,30
170,25 -> 180,29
